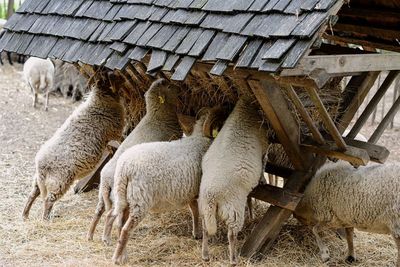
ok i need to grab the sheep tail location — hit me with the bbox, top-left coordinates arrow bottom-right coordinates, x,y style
201,197 -> 218,236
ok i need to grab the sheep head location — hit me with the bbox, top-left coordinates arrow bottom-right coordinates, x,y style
145,79 -> 180,112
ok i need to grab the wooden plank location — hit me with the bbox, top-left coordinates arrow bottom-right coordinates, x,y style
343,138 -> 390,164
171,56 -> 196,81
264,164 -> 295,179
334,23 -> 400,42
249,79 -> 308,170
304,86 -> 347,151
262,39 -> 296,60
281,54 -> 400,76
337,72 -> 380,133
249,184 -> 303,212
300,140 -> 370,166
210,60 -> 228,76
147,50 -> 167,72
348,70 -> 400,138
369,95 -> 400,144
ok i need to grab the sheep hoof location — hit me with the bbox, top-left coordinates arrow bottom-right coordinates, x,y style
102,237 -> 112,246
86,234 -> 94,242
202,256 -> 210,262
113,253 -> 128,265
193,232 -> 202,240
345,255 -> 356,264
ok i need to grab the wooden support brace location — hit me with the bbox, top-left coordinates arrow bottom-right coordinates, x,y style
343,138 -> 390,164
249,184 -> 302,212
348,70 -> 400,138
304,86 -> 347,151
369,95 -> 400,144
249,79 -> 309,170
338,72 -> 380,133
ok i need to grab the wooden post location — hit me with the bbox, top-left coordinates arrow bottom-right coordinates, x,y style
391,77 -> 400,128
348,71 -> 399,138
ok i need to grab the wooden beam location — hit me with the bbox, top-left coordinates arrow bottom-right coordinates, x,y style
337,72 -> 380,133
249,79 -> 309,170
300,140 -> 370,166
348,70 -> 400,138
284,85 -> 325,145
334,23 -> 400,41
249,184 -> 302,212
280,54 -> 400,77
369,95 -> 400,144
343,138 -> 390,164
241,158 -> 326,257
304,86 -> 347,151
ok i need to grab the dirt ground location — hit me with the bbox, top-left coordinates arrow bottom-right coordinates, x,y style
0,63 -> 399,266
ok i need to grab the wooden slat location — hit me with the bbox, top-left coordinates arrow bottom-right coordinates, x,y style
337,72 -> 380,133
348,70 -> 400,138
250,184 -> 303,212
304,86 -> 347,151
280,54 -> 400,76
249,79 -> 308,170
343,138 -> 390,164
300,140 -> 370,166
369,95 -> 400,144
284,85 -> 325,145
264,164 -> 295,179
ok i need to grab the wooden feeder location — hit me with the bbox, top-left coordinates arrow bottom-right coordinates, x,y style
1,0 -> 399,257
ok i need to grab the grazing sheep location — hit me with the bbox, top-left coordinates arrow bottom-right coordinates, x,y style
23,57 -> 55,111
199,96 -> 270,265
108,109 -> 221,265
87,79 -> 182,243
22,76 -> 124,220
294,161 -> 400,266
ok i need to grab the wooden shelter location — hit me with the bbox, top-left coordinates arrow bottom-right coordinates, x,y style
1,0 -> 399,258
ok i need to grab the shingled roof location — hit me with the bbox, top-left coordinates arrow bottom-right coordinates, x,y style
0,0 -> 342,81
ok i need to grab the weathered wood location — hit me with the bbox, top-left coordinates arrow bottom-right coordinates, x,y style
281,54 -> 400,76
304,86 -> 347,151
284,85 -> 325,145
334,23 -> 400,43
301,140 -> 370,166
369,95 -> 400,144
249,79 -> 308,170
250,184 -> 303,212
265,164 -> 295,179
337,72 -> 380,133
242,158 -> 326,257
348,70 -> 400,138
343,138 -> 390,164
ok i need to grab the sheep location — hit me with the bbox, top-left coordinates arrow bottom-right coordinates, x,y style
107,108 -> 222,265
22,75 -> 124,220
87,79 -> 183,243
294,161 -> 400,266
23,57 -> 55,111
199,96 -> 270,265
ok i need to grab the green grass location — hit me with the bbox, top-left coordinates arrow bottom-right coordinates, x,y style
0,1 -> 25,20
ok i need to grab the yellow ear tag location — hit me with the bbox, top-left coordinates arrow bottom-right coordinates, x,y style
159,96 -> 165,104
212,129 -> 219,138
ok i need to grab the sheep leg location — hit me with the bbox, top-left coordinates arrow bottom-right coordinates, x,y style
87,198 -> 105,241
22,183 -> 40,220
44,90 -> 49,111
7,52 -> 12,65
201,218 -> 210,262
116,208 -> 129,239
228,226 -> 239,266
246,197 -> 253,221
112,215 -> 137,265
103,209 -> 117,246
345,227 -> 356,263
42,193 -> 58,220
189,199 -> 201,239
312,225 -> 330,262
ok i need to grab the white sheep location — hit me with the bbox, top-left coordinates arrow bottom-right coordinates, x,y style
87,79 -> 182,243
23,57 -> 55,111
22,77 -> 124,220
108,109 -> 220,265
294,161 -> 400,266
199,96 -> 270,265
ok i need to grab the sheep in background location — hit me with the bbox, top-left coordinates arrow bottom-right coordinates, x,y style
199,96 -> 270,265
22,75 -> 124,220
109,108 -> 223,265
294,161 -> 400,266
87,79 -> 182,243
23,57 -> 55,111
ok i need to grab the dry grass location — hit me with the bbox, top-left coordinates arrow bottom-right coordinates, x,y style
0,64 -> 398,267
